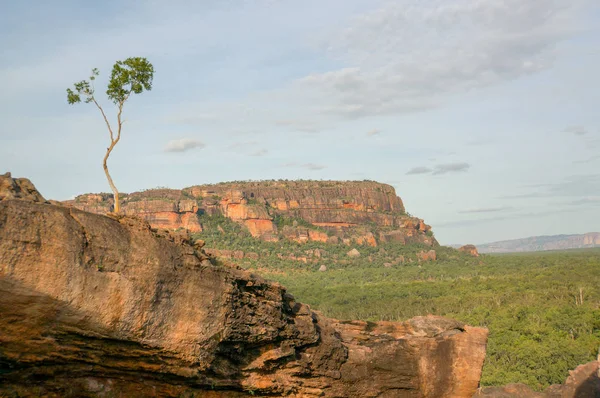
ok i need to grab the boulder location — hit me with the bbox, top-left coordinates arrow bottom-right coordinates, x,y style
459,244 -> 479,257
347,248 -> 361,258
0,172 -> 47,203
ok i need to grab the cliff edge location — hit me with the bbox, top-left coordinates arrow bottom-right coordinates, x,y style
0,173 -> 487,397
65,180 -> 437,247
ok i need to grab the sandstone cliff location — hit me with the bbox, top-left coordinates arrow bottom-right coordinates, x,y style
1,175 -> 486,397
477,233 -> 600,253
65,180 -> 437,247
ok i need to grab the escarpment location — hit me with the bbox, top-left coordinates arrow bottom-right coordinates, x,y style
64,180 -> 437,247
0,174 -> 487,397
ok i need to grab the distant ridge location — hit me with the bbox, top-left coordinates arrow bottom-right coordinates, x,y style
473,232 -> 600,253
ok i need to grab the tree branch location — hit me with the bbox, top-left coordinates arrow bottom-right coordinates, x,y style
92,98 -> 115,142
116,100 -> 125,143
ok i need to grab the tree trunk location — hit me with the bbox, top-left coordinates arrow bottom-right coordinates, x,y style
103,141 -> 120,213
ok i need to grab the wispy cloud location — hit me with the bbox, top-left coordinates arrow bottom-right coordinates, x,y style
574,155 -> 600,164
406,162 -> 471,175
274,119 -> 320,133
458,206 -> 513,214
502,174 -> 600,199
432,162 -> 471,175
227,141 -> 259,150
283,162 -> 326,170
298,0 -> 588,119
467,139 -> 494,146
164,138 -> 205,153
406,166 -> 432,175
563,196 -> 600,206
564,125 -> 588,136
250,149 -> 269,157
437,208 -> 582,228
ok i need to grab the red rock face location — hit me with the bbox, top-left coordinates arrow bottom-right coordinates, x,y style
187,181 -> 436,246
355,232 -> 377,247
1,177 -> 488,397
62,180 -> 437,247
64,191 -> 203,234
244,219 -> 277,240
459,244 -> 479,257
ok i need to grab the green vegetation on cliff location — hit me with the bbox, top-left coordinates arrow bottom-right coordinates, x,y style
193,214 -> 600,391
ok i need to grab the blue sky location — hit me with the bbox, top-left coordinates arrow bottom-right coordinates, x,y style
1,0 -> 599,245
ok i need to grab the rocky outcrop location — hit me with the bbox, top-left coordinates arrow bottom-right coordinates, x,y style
475,360 -> 599,397
64,189 -> 203,233
1,175 -> 487,397
0,172 -> 47,203
66,180 -> 437,247
459,244 -> 479,257
417,250 -> 437,262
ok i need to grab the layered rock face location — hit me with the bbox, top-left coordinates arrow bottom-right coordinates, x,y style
64,188 -> 202,233
67,180 -> 436,247
1,176 -> 486,397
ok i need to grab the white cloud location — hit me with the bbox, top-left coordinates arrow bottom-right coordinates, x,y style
407,162 -> 471,175
563,125 -> 588,135
432,162 -> 471,175
274,119 -> 320,133
164,138 -> 205,153
304,163 -> 326,170
458,206 -> 513,214
227,141 -> 259,150
250,148 -> 269,156
296,0 -> 588,119
282,162 -> 326,170
406,166 -> 432,175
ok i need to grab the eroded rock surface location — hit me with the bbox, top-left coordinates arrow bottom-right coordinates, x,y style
65,180 -> 437,247
0,176 -> 487,397
0,172 -> 47,203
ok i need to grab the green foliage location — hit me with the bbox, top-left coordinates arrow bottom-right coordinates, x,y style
66,68 -> 99,104
192,213 -> 600,390
106,57 -> 154,104
257,249 -> 600,390
272,213 -> 323,232
192,217 -> 600,392
66,57 -> 154,106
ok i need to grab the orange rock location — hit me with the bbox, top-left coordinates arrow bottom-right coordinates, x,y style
308,229 -> 329,242
356,232 -> 377,247
0,178 -> 489,397
459,244 -> 479,257
244,219 -> 276,238
417,250 -> 437,262
63,180 -> 438,248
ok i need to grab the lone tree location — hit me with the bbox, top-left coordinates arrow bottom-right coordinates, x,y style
67,57 -> 154,213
